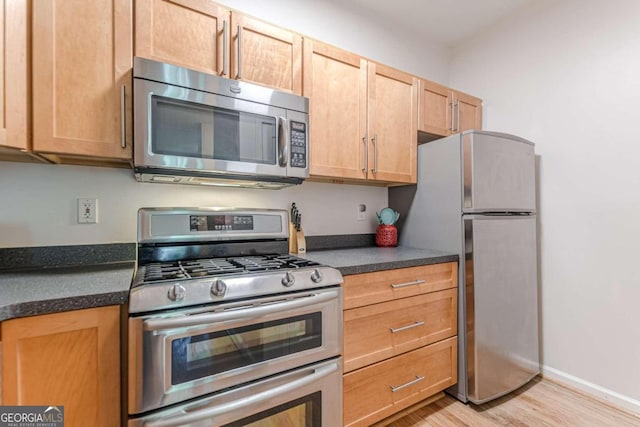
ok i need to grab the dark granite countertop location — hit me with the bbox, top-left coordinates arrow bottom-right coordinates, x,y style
0,262 -> 135,322
303,246 -> 458,275
0,243 -> 136,322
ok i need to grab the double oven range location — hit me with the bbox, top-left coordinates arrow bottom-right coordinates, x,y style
126,208 -> 343,427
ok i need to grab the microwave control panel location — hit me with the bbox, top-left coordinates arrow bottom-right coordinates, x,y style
290,121 -> 307,168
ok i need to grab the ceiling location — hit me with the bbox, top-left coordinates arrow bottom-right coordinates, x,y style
336,0 -> 534,47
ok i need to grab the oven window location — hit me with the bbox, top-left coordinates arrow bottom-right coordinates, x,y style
171,313 -> 322,385
222,392 -> 321,427
151,96 -> 277,164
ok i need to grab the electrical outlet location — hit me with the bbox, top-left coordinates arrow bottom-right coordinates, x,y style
357,204 -> 366,221
78,198 -> 98,224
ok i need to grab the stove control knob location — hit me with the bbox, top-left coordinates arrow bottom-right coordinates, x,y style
310,269 -> 323,284
210,279 -> 227,297
168,284 -> 186,302
282,272 -> 296,287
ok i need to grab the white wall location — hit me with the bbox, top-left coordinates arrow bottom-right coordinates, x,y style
0,162 -> 386,247
450,0 -> 640,410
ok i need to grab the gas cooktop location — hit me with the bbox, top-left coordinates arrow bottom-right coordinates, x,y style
140,254 -> 321,284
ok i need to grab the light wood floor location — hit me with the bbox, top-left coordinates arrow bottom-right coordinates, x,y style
387,377 -> 640,426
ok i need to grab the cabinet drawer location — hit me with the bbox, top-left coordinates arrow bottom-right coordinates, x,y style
344,288 -> 456,372
343,262 -> 457,309
344,337 -> 457,427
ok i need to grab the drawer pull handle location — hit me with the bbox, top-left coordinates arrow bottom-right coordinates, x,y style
390,279 -> 426,289
390,321 -> 425,333
390,375 -> 425,393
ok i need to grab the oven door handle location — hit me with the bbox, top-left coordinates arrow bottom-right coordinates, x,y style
142,290 -> 338,331
143,361 -> 338,427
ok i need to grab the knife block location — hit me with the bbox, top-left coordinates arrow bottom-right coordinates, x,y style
289,222 -> 306,255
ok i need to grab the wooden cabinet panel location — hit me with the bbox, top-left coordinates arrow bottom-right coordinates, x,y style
232,13 -> 302,94
343,337 -> 457,427
1,306 -> 121,427
418,79 -> 451,137
344,288 -> 457,372
32,0 -> 132,160
367,63 -> 418,184
0,0 -> 28,151
135,0 -> 229,76
343,262 -> 457,310
454,90 -> 483,133
303,39 -> 368,180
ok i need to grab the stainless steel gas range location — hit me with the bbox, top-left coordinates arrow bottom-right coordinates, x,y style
126,208 -> 343,427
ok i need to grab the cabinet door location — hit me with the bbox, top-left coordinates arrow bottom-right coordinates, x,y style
418,79 -> 451,137
454,90 -> 482,133
303,39 -> 368,180
368,63 -> 418,184
32,0 -> 132,159
1,306 -> 121,427
231,13 -> 302,94
0,0 -> 28,151
135,0 -> 229,76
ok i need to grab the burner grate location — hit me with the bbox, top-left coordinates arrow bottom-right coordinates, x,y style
141,254 -> 320,283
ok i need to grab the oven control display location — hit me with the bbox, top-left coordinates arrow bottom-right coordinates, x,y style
190,215 -> 254,231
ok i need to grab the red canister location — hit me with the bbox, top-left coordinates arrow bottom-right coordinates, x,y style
375,224 -> 398,247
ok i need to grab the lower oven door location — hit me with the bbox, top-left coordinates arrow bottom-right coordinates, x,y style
128,358 -> 342,427
129,287 -> 342,414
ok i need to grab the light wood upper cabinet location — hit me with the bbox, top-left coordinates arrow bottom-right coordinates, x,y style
304,39 -> 418,185
231,13 -> 302,95
368,63 -> 418,184
418,79 -> 483,138
32,0 -> 133,160
304,39 -> 368,180
1,306 -> 121,427
0,0 -> 28,151
418,79 -> 452,137
453,89 -> 483,133
135,0 -> 229,76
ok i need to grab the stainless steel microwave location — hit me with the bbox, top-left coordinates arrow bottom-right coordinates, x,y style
132,57 -> 309,189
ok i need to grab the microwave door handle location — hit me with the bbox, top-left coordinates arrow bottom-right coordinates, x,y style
143,362 -> 338,427
142,290 -> 337,331
278,116 -> 289,167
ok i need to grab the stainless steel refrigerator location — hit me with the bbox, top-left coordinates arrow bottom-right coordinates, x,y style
389,130 -> 539,404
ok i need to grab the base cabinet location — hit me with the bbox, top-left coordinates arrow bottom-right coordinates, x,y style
1,306 -> 121,427
344,337 -> 457,427
342,263 -> 458,426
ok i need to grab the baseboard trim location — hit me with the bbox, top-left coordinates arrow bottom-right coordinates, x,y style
541,365 -> 640,417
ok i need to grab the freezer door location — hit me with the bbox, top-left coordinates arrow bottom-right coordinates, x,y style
464,215 -> 539,404
462,131 -> 535,213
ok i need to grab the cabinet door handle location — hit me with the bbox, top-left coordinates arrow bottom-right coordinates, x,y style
222,20 -> 228,76
390,279 -> 426,289
237,25 -> 243,79
371,134 -> 378,174
120,84 -> 126,149
362,134 -> 368,174
390,375 -> 425,393
449,99 -> 455,131
390,321 -> 425,333
456,100 -> 460,132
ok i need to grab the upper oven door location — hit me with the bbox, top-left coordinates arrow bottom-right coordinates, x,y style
128,287 -> 342,414
134,78 -> 300,178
